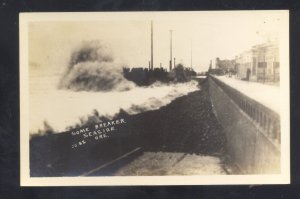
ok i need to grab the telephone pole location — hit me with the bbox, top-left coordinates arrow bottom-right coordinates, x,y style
190,39 -> 193,69
174,57 -> 176,68
169,30 -> 173,71
151,20 -> 153,70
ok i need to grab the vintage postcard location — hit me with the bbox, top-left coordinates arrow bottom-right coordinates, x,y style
20,11 -> 290,186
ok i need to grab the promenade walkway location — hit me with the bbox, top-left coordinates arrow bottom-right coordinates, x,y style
214,76 -> 280,114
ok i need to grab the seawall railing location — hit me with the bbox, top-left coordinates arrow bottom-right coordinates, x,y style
210,75 -> 280,146
208,75 -> 280,173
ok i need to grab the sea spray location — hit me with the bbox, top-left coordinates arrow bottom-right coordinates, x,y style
58,40 -> 135,92
30,40 -> 200,135
30,78 -> 199,135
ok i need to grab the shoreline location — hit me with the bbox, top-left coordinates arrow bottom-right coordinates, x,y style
30,78 -> 227,176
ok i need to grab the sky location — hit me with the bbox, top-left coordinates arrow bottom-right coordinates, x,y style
28,11 -> 288,73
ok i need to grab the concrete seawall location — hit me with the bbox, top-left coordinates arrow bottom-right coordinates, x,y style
208,76 -> 280,174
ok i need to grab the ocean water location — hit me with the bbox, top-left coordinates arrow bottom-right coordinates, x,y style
29,74 -> 199,134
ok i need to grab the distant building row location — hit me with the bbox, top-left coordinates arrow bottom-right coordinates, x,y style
215,41 -> 280,82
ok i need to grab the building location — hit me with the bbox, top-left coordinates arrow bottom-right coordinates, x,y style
235,42 -> 279,82
236,41 -> 280,82
215,57 -> 236,72
235,50 -> 253,80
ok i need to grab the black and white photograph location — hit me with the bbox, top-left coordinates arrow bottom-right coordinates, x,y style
19,11 -> 290,186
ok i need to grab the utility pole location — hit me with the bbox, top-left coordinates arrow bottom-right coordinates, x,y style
169,30 -> 173,71
174,57 -> 176,68
190,39 -> 193,69
151,20 -> 153,70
